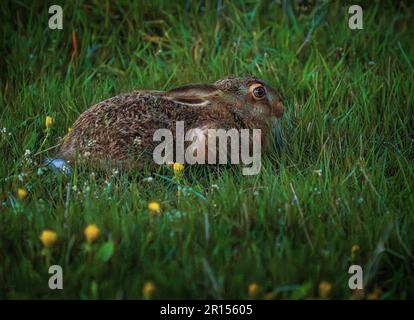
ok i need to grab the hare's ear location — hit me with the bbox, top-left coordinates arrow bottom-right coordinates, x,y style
164,84 -> 221,107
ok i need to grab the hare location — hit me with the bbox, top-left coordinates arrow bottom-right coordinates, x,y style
53,76 -> 284,172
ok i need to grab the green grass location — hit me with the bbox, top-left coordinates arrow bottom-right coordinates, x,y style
1,0 -> 413,299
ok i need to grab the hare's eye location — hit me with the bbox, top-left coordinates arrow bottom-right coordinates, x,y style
253,86 -> 266,99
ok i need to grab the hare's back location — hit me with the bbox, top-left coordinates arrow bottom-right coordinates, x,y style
58,91 -> 200,163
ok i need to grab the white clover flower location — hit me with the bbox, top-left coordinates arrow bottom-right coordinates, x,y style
133,137 -> 142,146
313,169 -> 322,176
0,128 -> 11,136
86,139 -> 96,147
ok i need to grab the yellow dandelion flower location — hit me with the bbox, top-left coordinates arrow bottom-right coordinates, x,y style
45,116 -> 53,129
173,162 -> 184,173
351,244 -> 360,254
248,282 -> 259,298
84,224 -> 100,243
17,188 -> 28,201
318,281 -> 332,298
68,127 -> 73,133
142,281 -> 156,299
148,201 -> 161,216
40,230 -> 57,248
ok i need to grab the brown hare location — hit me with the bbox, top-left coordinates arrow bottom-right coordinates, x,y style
51,76 -> 284,173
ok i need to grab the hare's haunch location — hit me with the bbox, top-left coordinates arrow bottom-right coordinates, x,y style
57,76 -> 284,170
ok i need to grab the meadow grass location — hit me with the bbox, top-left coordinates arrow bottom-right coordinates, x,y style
0,0 -> 413,299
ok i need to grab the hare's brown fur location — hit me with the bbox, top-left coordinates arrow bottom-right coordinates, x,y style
58,76 -> 284,170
